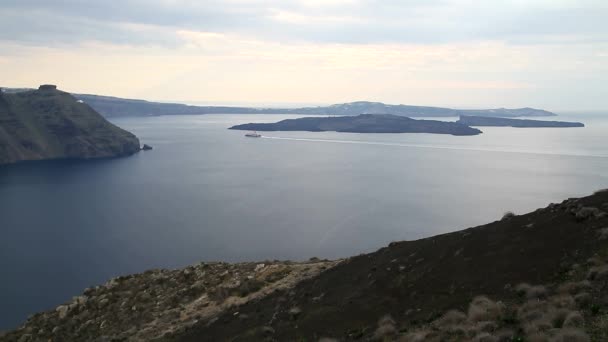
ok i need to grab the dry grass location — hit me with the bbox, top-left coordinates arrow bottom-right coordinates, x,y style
550,328 -> 590,342
468,296 -> 504,322
432,310 -> 467,327
563,311 -> 585,328
516,283 -> 547,299
399,330 -> 437,342
471,332 -> 499,342
557,281 -> 591,295
373,315 -> 397,340
550,294 -> 576,310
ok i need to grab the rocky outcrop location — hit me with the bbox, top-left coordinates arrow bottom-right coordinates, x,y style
2,260 -> 338,341
0,85 -> 140,165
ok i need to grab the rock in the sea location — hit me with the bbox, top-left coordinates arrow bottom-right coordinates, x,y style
142,144 -> 153,151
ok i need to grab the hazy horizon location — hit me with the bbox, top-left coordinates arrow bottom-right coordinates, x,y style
3,86 -> 608,113
1,1 -> 607,111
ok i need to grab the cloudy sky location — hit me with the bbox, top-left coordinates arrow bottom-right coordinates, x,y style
1,0 -> 607,110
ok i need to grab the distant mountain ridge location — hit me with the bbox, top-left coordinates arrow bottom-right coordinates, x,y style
1,88 -> 557,118
0,85 -> 140,165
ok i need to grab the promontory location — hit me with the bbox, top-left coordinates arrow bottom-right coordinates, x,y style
457,115 -> 584,128
0,85 -> 141,165
229,114 -> 483,136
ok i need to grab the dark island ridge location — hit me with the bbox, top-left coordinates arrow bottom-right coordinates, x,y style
229,114 -> 483,136
457,115 -> 584,128
0,88 -> 559,119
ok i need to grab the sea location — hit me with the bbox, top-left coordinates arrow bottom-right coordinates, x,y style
1,112 -> 607,329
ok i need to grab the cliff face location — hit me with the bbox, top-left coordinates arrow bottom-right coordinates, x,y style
0,86 -> 140,165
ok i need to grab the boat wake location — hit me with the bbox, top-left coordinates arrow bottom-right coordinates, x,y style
262,136 -> 608,159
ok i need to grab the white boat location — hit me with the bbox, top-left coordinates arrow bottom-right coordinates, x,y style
245,131 -> 262,138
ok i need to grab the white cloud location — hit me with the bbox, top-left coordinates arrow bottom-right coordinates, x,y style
1,0 -> 607,109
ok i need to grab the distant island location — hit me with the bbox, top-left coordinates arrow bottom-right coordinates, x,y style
457,115 -> 584,128
1,88 -> 557,119
229,114 -> 483,136
0,85 -> 141,165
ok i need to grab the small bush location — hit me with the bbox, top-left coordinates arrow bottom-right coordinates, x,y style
550,328 -> 590,342
235,279 -> 264,297
400,330 -> 433,342
502,211 -> 516,220
597,227 -> 608,241
517,300 -> 550,323
475,321 -> 498,333
432,310 -> 467,328
468,296 -> 503,322
550,295 -> 576,309
574,292 -> 592,308
372,315 -> 396,340
472,332 -> 498,342
525,332 -> 549,342
563,311 -> 584,328
522,318 -> 552,335
494,329 -> 515,341
515,283 -> 531,297
550,308 -> 571,328
558,281 -> 591,295
515,283 -> 547,299
587,265 -> 608,281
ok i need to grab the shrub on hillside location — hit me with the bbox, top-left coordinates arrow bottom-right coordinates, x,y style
468,296 -> 504,322
502,211 -> 516,220
563,311 -> 585,328
372,315 -> 396,340
432,310 -> 467,328
550,328 -> 590,342
515,283 -> 547,299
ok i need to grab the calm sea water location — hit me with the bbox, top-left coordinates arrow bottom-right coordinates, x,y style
1,112 -> 608,329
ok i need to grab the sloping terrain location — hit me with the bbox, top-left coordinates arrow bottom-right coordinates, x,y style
2,191 -> 607,341
172,191 -> 608,341
0,85 -> 140,165
230,114 -> 483,136
0,260 -> 339,341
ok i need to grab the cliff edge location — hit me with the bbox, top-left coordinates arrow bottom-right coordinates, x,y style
0,85 -> 140,165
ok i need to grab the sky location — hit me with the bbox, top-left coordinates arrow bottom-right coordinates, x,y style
1,0 -> 607,110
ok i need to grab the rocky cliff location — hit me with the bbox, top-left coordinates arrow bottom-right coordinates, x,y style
0,85 -> 140,165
